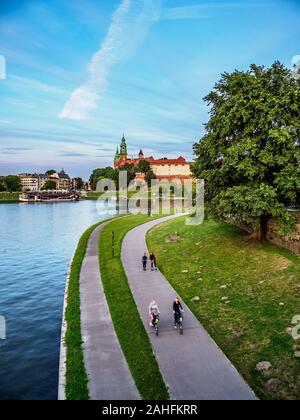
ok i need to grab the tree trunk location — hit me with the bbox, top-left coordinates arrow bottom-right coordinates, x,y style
259,215 -> 269,243
248,215 -> 269,242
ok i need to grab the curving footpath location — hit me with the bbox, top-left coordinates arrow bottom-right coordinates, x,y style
80,223 -> 140,400
122,216 -> 257,400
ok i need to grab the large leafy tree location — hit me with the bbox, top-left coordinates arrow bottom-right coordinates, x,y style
136,160 -> 151,174
89,167 -> 114,190
4,175 -> 21,192
0,178 -> 6,192
42,180 -> 57,190
144,170 -> 156,187
193,62 -> 300,240
113,163 -> 136,189
74,177 -> 84,190
45,169 -> 56,176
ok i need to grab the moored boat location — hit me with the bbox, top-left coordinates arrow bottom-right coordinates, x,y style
20,191 -> 81,203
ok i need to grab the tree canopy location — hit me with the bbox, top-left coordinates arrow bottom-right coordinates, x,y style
193,62 -> 300,239
89,167 -> 115,190
2,175 -> 21,192
113,163 -> 136,189
74,177 -> 84,190
42,180 -> 57,190
0,179 -> 6,192
45,169 -> 56,176
90,162 -> 156,190
144,170 -> 156,187
136,160 -> 151,174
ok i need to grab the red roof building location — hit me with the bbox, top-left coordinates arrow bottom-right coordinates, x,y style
114,136 -> 193,181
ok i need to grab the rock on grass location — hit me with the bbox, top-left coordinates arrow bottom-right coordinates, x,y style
265,378 -> 281,392
256,361 -> 272,372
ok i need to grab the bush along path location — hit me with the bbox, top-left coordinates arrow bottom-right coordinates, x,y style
99,214 -> 169,400
122,216 -> 257,400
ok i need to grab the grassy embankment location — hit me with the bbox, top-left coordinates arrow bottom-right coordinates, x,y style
85,191 -> 149,200
0,192 -> 20,202
99,214 -> 169,400
64,218 -> 115,400
147,217 -> 300,400
85,189 -> 186,201
85,191 -> 104,200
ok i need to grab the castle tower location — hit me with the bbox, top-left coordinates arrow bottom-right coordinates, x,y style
114,146 -> 120,162
119,135 -> 127,162
138,149 -> 144,159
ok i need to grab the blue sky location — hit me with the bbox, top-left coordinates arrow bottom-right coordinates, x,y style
0,0 -> 299,179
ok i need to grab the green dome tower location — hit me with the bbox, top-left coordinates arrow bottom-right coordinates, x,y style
120,135 -> 127,159
114,146 -> 120,162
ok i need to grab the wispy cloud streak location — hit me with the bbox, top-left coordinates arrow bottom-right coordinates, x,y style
160,2 -> 264,20
59,0 -> 160,121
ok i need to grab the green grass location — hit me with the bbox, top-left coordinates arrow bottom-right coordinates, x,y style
85,191 -> 104,200
147,217 -> 300,400
0,192 -> 20,202
99,214 -> 169,400
65,218 -> 115,400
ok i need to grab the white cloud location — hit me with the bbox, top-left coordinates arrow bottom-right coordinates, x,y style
10,75 -> 67,95
160,2 -> 261,20
292,55 -> 300,66
59,0 -> 160,121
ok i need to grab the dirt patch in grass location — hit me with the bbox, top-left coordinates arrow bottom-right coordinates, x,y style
272,256 -> 292,271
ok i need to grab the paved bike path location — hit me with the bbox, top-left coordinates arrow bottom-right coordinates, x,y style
80,223 -> 140,400
122,216 -> 257,400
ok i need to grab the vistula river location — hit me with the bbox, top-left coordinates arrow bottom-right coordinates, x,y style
0,200 -> 114,400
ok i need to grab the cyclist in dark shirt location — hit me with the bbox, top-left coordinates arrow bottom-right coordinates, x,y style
173,297 -> 183,328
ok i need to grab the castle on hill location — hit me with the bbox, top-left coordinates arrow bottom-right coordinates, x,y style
114,135 -> 192,181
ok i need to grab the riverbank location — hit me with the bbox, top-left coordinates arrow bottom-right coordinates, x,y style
61,214 -> 169,400
0,192 -> 20,203
147,217 -> 300,400
60,219 -> 113,400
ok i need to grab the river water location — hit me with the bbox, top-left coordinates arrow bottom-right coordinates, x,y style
0,201 -> 113,400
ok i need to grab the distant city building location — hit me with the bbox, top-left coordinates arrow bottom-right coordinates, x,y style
114,135 -> 193,182
19,169 -> 76,191
19,173 -> 41,191
82,181 -> 91,191
48,169 -> 71,190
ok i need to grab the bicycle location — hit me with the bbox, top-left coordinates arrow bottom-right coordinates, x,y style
152,314 -> 160,336
174,311 -> 184,335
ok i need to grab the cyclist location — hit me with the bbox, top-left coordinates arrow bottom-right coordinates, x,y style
173,297 -> 183,328
149,299 -> 160,327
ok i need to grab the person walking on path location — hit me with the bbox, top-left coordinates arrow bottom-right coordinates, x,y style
149,251 -> 157,271
142,253 -> 148,271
